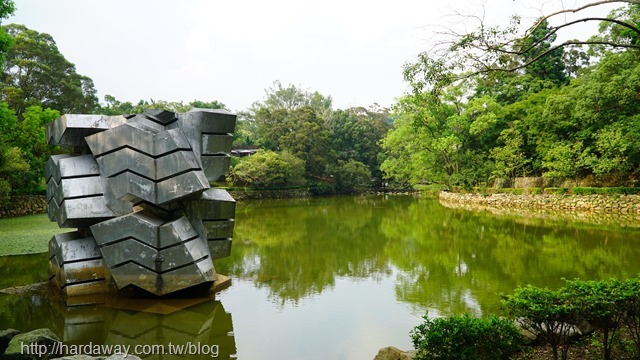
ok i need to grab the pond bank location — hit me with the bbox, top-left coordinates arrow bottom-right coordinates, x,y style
439,191 -> 640,227
227,188 -> 311,200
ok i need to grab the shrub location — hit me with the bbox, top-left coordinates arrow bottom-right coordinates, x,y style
620,277 -> 640,359
331,159 -> 372,193
572,187 -> 640,196
227,150 -> 301,188
308,181 -> 335,195
410,313 -> 524,360
416,183 -> 449,195
496,188 -> 522,195
573,187 -> 597,195
563,279 -> 627,360
497,187 -> 543,195
503,285 -> 580,360
471,186 -> 487,195
279,150 -> 306,186
544,187 -> 568,195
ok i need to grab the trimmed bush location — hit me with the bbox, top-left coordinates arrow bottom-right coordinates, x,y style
502,277 -> 640,360
496,188 -> 523,195
527,187 -> 543,195
411,313 -> 524,360
572,187 -> 640,195
544,187 -> 568,195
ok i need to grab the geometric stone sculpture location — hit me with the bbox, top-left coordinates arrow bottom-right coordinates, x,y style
46,108 -> 236,297
48,232 -> 111,297
84,113 -> 209,205
91,211 -> 215,296
185,189 -> 237,261
45,154 -> 120,228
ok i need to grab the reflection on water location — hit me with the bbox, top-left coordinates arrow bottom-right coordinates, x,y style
215,196 -> 640,316
382,199 -> 640,315
2,195 -> 640,359
0,290 -> 236,359
217,197 -> 392,305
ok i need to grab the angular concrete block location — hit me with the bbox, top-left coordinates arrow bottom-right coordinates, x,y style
202,134 -> 234,155
202,155 -> 232,182
46,114 -> 127,147
91,211 -> 216,296
48,232 -> 111,297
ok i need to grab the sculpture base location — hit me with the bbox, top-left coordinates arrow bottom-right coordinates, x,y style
3,273 -> 232,313
213,273 -> 232,293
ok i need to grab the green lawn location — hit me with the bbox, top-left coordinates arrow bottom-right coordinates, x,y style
0,214 -> 71,256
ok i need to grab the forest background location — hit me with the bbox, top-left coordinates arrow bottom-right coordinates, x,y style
1,0 -> 639,207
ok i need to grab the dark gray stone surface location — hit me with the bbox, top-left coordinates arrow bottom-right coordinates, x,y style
46,109 -> 237,297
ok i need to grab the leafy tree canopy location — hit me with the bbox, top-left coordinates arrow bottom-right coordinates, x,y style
1,24 -> 98,117
252,80 -> 333,117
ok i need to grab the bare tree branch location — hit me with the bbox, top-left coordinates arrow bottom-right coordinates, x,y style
404,0 -> 640,94
527,0 -> 640,34
449,39 -> 640,83
484,17 -> 640,56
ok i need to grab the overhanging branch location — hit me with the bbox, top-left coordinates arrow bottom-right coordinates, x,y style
527,0 -> 640,36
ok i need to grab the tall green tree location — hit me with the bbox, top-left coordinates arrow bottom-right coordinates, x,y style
251,83 -> 334,179
255,106 -> 331,178
254,80 -> 333,117
490,126 -> 529,179
326,106 -> 391,183
404,2 -> 640,97
381,87 -> 501,187
1,24 -> 98,116
519,19 -> 568,85
0,101 -> 58,201
0,100 -> 24,206
0,0 -> 14,66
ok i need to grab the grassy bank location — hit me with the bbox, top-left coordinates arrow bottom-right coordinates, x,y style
0,214 -> 71,256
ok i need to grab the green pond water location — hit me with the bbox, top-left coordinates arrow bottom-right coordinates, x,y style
1,195 -> 640,359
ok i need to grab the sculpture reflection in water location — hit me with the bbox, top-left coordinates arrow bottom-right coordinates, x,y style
45,109 -> 236,297
47,296 -> 237,359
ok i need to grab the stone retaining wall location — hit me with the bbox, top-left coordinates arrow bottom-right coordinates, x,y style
439,192 -> 640,213
0,195 -> 47,218
438,192 -> 640,227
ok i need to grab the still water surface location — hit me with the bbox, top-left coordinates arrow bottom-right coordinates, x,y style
2,195 -> 640,359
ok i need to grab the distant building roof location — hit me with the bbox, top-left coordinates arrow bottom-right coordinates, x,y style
231,148 -> 260,157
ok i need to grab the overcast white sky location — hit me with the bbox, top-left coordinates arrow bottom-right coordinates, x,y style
5,0 -> 617,113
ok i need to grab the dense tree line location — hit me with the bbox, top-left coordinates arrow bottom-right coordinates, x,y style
226,81 -> 391,192
381,3 -> 640,188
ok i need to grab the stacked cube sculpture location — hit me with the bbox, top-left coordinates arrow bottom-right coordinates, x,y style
45,109 -> 236,297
